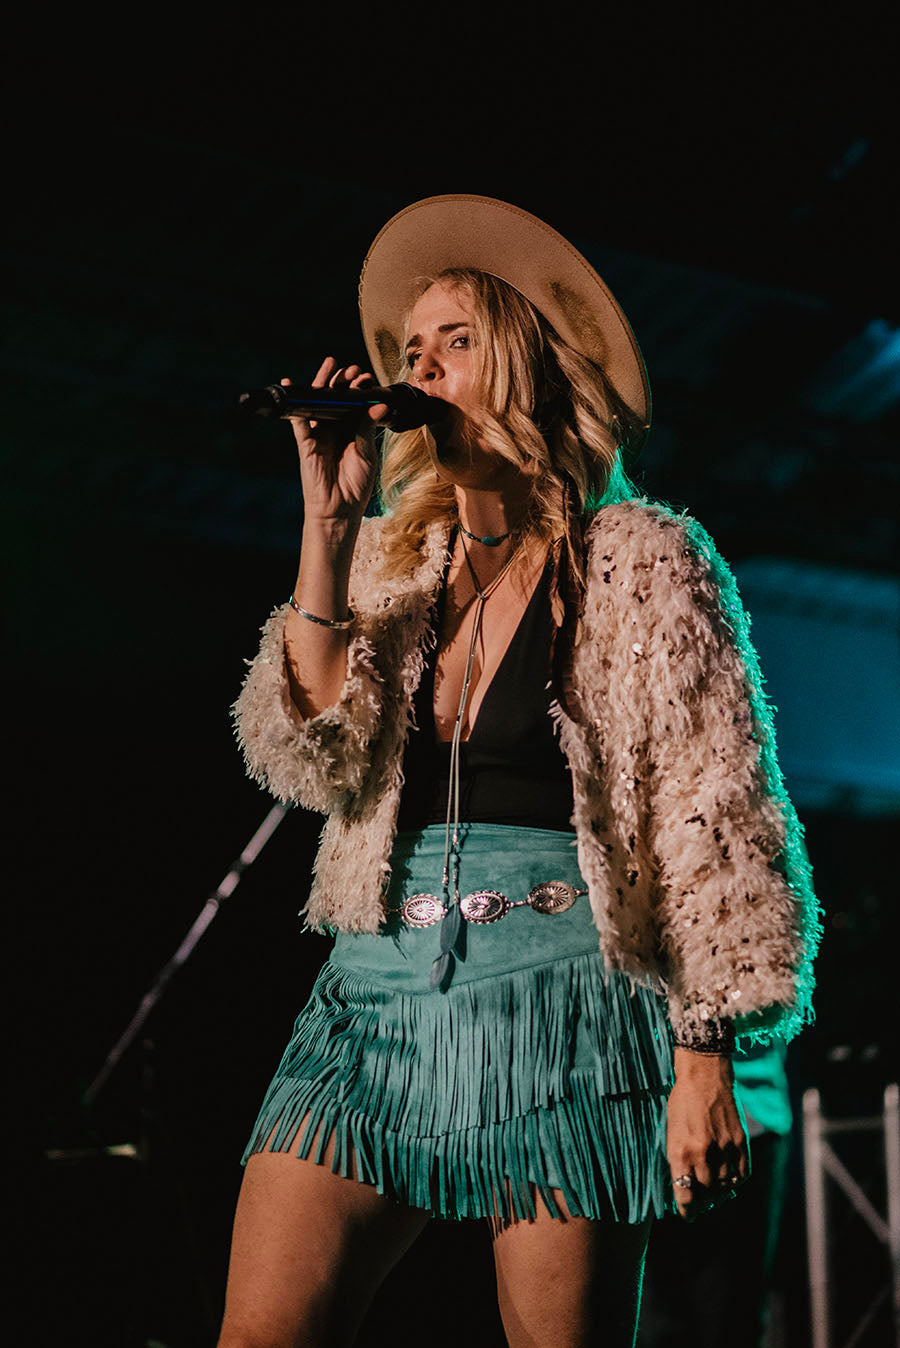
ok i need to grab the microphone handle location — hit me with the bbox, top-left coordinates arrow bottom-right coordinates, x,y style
238,382 -> 447,431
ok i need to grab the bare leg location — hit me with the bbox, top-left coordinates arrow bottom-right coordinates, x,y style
490,1188 -> 653,1348
218,1135 -> 430,1348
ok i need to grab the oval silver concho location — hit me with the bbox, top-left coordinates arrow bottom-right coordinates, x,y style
459,890 -> 509,924
400,893 -> 445,928
527,880 -> 579,914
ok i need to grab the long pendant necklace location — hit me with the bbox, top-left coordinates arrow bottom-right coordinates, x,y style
430,531 -> 523,990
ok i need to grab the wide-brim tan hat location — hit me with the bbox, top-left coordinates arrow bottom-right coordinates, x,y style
358,194 -> 651,447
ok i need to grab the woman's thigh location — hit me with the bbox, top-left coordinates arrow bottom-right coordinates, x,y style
218,1139 -> 430,1348
490,1188 -> 653,1348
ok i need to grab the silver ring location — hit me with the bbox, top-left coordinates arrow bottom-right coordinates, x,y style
673,1174 -> 693,1190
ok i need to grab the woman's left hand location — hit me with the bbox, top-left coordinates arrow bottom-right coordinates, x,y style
666,1048 -> 750,1221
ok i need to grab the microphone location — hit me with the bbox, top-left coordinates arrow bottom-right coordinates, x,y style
238,382 -> 450,432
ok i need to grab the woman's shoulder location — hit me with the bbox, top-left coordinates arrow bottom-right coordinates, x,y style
582,496 -> 748,650
584,496 -> 722,579
587,495 -> 710,547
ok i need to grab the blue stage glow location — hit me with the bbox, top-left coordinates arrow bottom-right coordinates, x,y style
803,319 -> 900,420
733,558 -> 900,816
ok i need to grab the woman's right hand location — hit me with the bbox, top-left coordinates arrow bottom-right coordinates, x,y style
283,357 -> 389,527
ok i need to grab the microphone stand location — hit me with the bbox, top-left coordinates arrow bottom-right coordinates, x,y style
47,803 -> 288,1344
83,802 -> 287,1109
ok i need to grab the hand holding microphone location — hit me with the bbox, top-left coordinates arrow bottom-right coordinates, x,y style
240,373 -> 449,431
258,360 -> 448,718
282,358 -> 388,528
242,358 -> 449,528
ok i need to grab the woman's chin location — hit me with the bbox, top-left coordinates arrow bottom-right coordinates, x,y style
429,422 -> 522,490
432,442 -> 488,485
433,440 -> 470,473
429,431 -> 477,480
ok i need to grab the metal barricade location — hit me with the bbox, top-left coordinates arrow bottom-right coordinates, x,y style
803,1083 -> 900,1347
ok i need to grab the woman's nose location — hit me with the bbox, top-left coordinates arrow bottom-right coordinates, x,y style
412,349 -> 441,382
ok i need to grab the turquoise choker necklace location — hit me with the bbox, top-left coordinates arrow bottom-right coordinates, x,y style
458,522 -> 511,547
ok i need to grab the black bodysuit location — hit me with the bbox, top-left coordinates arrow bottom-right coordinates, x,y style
396,550 -> 575,833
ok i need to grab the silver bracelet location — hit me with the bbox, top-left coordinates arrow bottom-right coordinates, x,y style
288,595 -> 355,629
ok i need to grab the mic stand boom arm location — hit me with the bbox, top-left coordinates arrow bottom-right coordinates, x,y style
83,802 -> 288,1108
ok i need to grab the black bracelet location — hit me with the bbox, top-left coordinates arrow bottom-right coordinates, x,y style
673,1021 -> 736,1055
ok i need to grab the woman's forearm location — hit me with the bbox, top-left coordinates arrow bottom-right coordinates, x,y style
672,1045 -> 734,1079
285,517 -> 360,718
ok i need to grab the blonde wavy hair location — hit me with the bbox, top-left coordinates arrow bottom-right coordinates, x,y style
377,267 -> 643,581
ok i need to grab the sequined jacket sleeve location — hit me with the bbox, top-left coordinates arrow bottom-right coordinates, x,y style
630,506 -> 820,1045
231,605 -> 383,813
230,520 -> 386,814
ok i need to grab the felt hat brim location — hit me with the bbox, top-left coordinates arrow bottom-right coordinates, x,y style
358,194 -> 651,447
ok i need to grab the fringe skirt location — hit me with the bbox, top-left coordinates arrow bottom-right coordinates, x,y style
242,823 -> 676,1222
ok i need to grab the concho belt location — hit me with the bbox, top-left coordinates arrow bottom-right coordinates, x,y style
396,880 -> 587,928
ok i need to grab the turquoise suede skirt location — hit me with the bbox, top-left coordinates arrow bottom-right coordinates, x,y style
243,823 -> 676,1222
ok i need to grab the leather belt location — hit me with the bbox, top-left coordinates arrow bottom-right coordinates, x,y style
393,880 -> 588,928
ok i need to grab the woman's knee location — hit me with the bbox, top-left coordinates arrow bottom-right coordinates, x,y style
221,1149 -> 429,1347
491,1195 -> 652,1347
217,1327 -> 287,1348
217,1301 -> 337,1348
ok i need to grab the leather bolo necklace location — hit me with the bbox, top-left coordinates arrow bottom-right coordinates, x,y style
430,529 -> 526,988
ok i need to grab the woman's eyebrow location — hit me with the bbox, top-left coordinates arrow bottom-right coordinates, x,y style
405,322 -> 470,352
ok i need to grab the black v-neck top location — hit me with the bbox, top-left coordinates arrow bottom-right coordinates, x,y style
395,551 -> 576,832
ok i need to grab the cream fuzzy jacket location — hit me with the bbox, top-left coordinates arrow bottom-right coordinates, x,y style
233,498 -> 820,1046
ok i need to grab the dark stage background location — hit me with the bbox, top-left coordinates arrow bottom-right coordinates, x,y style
7,8 -> 899,1346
